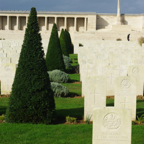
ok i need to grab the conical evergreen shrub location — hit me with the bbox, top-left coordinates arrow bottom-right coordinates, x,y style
5,7 -> 56,124
65,29 -> 74,54
46,24 -> 65,71
59,29 -> 69,57
64,29 -> 70,54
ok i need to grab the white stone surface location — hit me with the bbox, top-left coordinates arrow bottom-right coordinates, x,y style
92,107 -> 132,144
128,65 -> 144,96
114,76 -> 137,120
84,76 -> 106,121
0,63 -> 17,94
112,25 -> 131,31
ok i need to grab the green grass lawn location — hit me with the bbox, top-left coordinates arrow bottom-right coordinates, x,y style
0,98 -> 144,144
70,54 -> 79,66
69,54 -> 78,60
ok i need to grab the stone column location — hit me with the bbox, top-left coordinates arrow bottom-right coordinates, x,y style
64,17 -> 67,30
74,17 -> 77,31
55,17 -> 57,24
84,17 -> 87,31
7,16 -> 9,30
0,16 -> 2,30
142,14 -> 144,31
117,0 -> 122,25
45,17 -> 47,30
25,16 -> 28,30
16,16 -> 19,30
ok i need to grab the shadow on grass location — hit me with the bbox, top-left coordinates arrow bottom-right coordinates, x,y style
67,92 -> 81,97
0,106 -> 7,115
137,100 -> 144,103
69,79 -> 79,83
106,103 -> 114,107
136,108 -> 144,117
56,107 -> 84,119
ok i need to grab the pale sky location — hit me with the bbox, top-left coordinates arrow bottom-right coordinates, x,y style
0,0 -> 143,14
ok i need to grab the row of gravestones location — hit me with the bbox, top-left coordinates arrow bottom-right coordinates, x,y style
89,76 -> 135,144
0,40 -> 49,94
78,41 -> 140,144
78,41 -> 144,96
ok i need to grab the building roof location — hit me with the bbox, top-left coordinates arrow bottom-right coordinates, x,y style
0,10 -> 96,15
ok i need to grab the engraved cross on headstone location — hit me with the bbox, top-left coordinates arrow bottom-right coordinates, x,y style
120,97 -> 130,108
90,88 -> 100,105
108,73 -> 114,84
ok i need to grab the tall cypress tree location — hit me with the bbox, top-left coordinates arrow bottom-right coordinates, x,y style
59,29 -> 69,57
46,24 -> 65,71
5,7 -> 56,124
65,29 -> 73,54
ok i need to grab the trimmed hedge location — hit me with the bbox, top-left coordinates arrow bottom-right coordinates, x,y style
65,29 -> 74,54
59,29 -> 69,57
5,7 -> 56,124
46,24 -> 65,71
51,82 -> 69,97
48,70 -> 70,83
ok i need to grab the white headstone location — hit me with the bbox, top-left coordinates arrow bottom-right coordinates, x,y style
84,76 -> 106,121
115,76 -> 137,120
0,63 -> 17,94
128,65 -> 144,96
92,107 -> 132,144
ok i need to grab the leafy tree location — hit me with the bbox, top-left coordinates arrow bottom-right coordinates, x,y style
5,7 -> 56,124
59,29 -> 69,57
46,24 -> 65,71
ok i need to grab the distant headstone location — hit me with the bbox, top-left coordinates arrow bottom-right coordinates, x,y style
1,63 -> 17,94
128,65 -> 144,96
84,76 -> 106,121
92,107 -> 132,144
115,76 -> 137,120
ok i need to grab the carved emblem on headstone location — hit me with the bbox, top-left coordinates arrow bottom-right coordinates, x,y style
132,67 -> 139,74
121,79 -> 131,89
4,65 -> 12,72
103,113 -> 121,129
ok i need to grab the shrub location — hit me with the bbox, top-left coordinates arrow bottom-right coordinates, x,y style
138,37 -> 144,46
59,29 -> 69,57
64,29 -> 74,54
48,70 -> 70,83
116,38 -> 122,41
72,64 -> 79,74
79,43 -> 83,47
46,24 -> 65,71
5,7 -> 56,124
0,114 -> 5,122
66,116 -> 77,124
63,55 -> 72,69
51,82 -> 69,97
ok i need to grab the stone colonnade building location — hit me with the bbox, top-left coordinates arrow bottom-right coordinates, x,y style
0,11 -> 96,33
0,10 -> 144,43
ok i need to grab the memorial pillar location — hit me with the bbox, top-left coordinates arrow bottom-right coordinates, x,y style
45,17 -> 47,30
64,17 -> 67,30
0,17 -> 2,30
74,17 -> 77,31
142,14 -> 144,31
7,16 -> 9,30
25,16 -> 28,30
16,16 -> 19,30
84,17 -> 87,31
117,0 -> 121,25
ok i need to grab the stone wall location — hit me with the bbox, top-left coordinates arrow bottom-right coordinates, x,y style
96,14 -> 143,30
